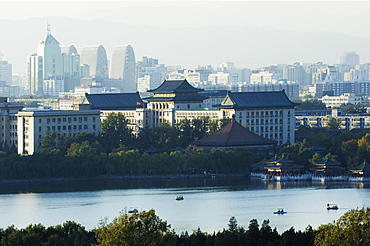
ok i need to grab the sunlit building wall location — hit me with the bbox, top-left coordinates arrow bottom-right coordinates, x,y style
80,45 -> 108,79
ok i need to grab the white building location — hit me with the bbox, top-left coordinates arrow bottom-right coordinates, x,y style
43,79 -> 65,96
321,93 -> 367,108
109,45 -> 137,92
27,54 -> 43,95
17,109 -> 100,155
80,45 -> 108,79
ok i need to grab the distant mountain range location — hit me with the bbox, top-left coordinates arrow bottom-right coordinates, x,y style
1,16 -> 370,75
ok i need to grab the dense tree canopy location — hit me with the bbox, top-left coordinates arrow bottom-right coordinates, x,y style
295,99 -> 326,110
95,209 -> 176,246
314,207 -> 370,246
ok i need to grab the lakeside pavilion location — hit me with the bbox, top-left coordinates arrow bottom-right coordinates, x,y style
261,154 -> 303,176
350,160 -> 370,178
310,158 -> 344,176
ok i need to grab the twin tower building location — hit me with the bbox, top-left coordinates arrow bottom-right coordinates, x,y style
27,25 -> 137,96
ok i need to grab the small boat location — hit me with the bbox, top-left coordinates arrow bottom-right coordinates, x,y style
128,208 -> 138,213
326,204 -> 338,210
176,196 -> 184,201
273,208 -> 287,214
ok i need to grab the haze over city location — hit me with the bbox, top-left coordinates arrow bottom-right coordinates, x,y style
2,1 -> 370,74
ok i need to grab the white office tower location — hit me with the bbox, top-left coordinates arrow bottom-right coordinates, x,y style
61,45 -> 80,78
340,51 -> 360,67
36,25 -> 62,80
0,60 -> 12,85
80,45 -> 108,79
109,45 -> 137,92
27,54 -> 43,95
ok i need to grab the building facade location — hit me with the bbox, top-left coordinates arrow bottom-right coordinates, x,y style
17,109 -> 101,155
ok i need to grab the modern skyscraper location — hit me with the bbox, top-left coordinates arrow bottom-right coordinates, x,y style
109,45 -> 137,92
27,54 -> 43,95
61,45 -> 80,78
0,60 -> 12,85
36,24 -> 62,80
340,51 -> 360,67
80,45 -> 108,79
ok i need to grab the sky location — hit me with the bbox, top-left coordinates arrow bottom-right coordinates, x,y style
2,1 -> 370,28
2,1 -> 370,74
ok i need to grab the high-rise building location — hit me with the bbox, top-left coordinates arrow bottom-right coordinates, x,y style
283,62 -> 307,85
0,60 -> 12,85
109,45 -> 137,92
27,54 -> 43,95
36,24 -> 62,80
80,45 -> 108,79
340,51 -> 360,67
61,45 -> 80,78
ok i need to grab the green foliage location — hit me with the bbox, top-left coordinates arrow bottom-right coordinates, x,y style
0,221 -> 95,246
314,207 -> 370,246
100,112 -> 134,152
296,99 -> 326,110
95,209 -> 176,246
340,103 -> 366,114
326,117 -> 342,130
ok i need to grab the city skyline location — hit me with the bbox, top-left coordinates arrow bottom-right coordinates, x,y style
2,1 -> 370,74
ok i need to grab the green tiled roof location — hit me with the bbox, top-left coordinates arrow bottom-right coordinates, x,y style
148,79 -> 203,93
217,91 -> 298,109
84,93 -> 144,109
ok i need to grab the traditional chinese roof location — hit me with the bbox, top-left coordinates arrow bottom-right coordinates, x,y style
82,92 -> 144,109
350,160 -> 370,173
146,95 -> 206,102
216,91 -> 298,109
314,158 -> 341,166
148,79 -> 203,93
310,158 -> 344,173
192,119 -> 276,148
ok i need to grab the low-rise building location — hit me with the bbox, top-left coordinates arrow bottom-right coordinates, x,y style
17,109 -> 100,155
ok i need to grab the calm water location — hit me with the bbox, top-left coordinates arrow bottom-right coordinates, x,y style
0,177 -> 369,234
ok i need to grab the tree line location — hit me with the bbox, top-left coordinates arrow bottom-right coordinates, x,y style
0,207 -> 368,246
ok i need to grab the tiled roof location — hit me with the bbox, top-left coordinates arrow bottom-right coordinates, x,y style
350,160 -> 370,172
84,93 -> 144,109
314,158 -> 341,166
146,94 -> 206,102
192,120 -> 276,147
217,91 -> 298,109
148,79 -> 203,93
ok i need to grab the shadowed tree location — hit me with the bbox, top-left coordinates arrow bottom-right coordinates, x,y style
95,209 -> 176,246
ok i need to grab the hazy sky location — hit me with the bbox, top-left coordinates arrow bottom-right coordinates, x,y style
2,1 -> 370,74
2,1 -> 370,25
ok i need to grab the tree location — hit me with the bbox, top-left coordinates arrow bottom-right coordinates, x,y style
100,112 -> 134,152
314,207 -> 370,246
95,209 -> 176,246
228,216 -> 238,232
326,117 -> 342,129
340,103 -> 366,114
296,99 -> 326,110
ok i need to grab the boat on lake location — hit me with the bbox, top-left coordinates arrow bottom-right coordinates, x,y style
176,195 -> 184,201
326,204 -> 338,210
273,208 -> 287,214
128,208 -> 138,213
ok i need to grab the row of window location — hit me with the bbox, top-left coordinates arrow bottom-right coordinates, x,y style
38,125 -> 96,132
45,117 -> 95,124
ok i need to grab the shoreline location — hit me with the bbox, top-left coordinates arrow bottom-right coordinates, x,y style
0,173 -> 249,185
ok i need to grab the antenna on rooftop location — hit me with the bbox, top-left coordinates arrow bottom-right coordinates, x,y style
47,19 -> 51,35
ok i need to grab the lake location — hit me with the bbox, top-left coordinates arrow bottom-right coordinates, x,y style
0,176 -> 369,234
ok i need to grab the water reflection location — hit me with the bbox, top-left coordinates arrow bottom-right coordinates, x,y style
0,176 -> 369,233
